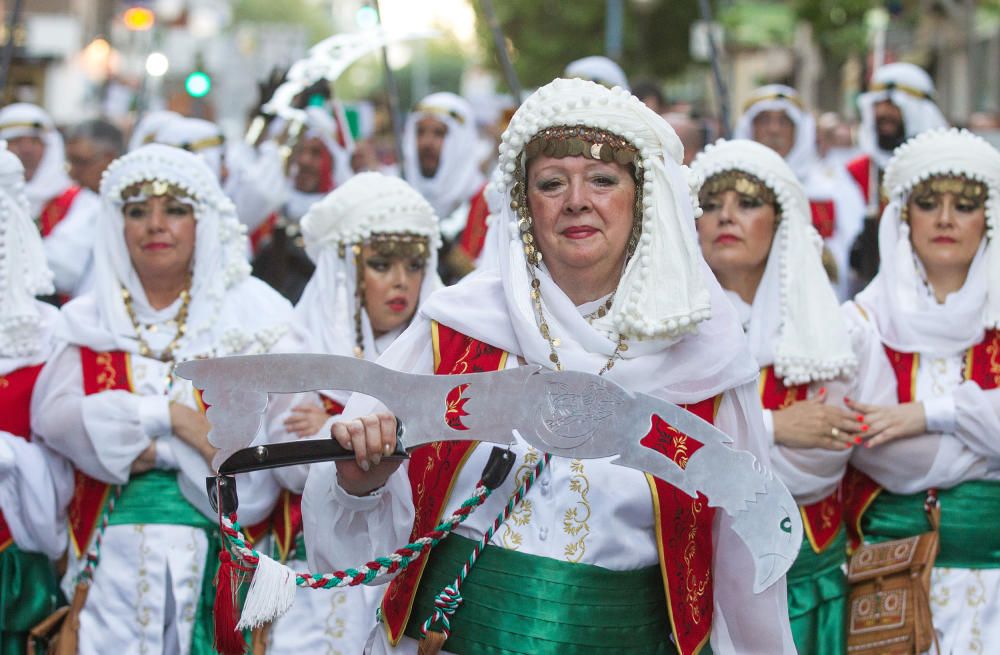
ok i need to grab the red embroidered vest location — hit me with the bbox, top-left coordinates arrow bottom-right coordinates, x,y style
842,329 -> 1000,550
0,363 -> 45,553
759,366 -> 843,554
271,395 -> 345,562
809,199 -> 836,239
456,184 -> 490,261
38,186 -> 81,237
380,322 -> 719,655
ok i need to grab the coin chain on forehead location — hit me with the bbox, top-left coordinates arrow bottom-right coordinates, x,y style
698,170 -> 777,207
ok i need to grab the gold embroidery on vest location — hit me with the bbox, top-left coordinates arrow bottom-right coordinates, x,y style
563,459 -> 592,563
95,352 -> 119,390
684,498 -> 710,624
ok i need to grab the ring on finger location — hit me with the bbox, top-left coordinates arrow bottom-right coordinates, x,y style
831,427 -> 841,438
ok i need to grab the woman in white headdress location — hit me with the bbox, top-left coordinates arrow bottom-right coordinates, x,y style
0,145 -> 74,653
843,128 -> 1000,653
691,139 -> 895,654
302,78 -> 796,654
265,172 -> 441,655
31,144 -> 296,654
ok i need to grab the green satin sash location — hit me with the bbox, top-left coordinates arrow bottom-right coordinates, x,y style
108,469 -> 214,529
0,544 -> 62,655
403,533 -> 682,655
104,468 -> 236,654
786,528 -> 847,655
862,480 -> 1000,568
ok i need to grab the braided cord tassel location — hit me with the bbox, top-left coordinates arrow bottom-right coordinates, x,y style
219,477 -> 496,589
420,452 -> 552,640
76,485 -> 123,584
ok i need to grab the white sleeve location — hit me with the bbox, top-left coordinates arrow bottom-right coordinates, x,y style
710,384 -> 797,654
948,383 -> 1000,460
302,317 -> 436,576
43,191 -> 100,296
0,433 -> 74,559
224,142 -> 287,233
31,344 -> 156,484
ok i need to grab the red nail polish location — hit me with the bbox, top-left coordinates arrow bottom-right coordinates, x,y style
861,424 -> 869,432
844,396 -> 851,403
857,414 -> 865,422
854,436 -> 863,444
819,387 -> 826,394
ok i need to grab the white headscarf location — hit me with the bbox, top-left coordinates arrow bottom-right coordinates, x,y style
60,144 -> 267,356
857,63 -> 948,169
691,139 -> 856,384
128,110 -> 181,152
855,128 -> 1000,354
0,144 -> 55,362
565,56 -> 630,91
0,103 -> 73,217
294,172 -> 442,364
733,85 -> 817,180
422,78 -> 758,403
403,92 -> 486,219
154,116 -> 226,178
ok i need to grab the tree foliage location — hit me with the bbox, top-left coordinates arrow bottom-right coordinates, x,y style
472,1 -> 700,89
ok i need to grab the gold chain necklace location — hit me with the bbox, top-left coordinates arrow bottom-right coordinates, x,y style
528,278 -> 629,376
581,293 -> 615,324
121,283 -> 192,364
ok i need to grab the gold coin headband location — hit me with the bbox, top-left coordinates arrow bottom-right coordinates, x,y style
909,175 -> 988,204
699,170 -> 777,207
366,232 -> 430,260
524,125 -> 641,169
742,91 -> 804,113
120,179 -> 196,203
414,104 -> 466,125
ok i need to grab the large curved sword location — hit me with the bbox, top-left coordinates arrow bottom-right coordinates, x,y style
176,354 -> 800,593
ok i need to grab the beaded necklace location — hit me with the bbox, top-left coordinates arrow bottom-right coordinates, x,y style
121,281 -> 192,367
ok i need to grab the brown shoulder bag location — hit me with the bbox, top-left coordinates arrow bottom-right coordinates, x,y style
846,490 -> 941,654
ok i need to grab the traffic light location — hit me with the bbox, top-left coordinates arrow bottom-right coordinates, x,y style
356,5 -> 379,29
123,6 -> 155,31
184,71 -> 211,98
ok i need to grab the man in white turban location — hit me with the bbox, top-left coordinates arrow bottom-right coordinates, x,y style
0,104 -> 103,298
402,93 -> 488,282
846,63 -> 949,289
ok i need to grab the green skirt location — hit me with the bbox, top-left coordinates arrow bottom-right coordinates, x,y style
0,543 -> 62,655
404,533 -> 683,654
786,528 -> 847,655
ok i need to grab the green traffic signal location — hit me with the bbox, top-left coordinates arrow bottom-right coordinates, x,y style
185,71 -> 211,98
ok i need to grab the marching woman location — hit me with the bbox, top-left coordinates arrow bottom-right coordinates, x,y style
302,78 -> 796,654
31,144 -> 295,654
0,146 -> 74,653
268,172 -> 441,654
844,128 -> 1000,652
691,139 -> 893,654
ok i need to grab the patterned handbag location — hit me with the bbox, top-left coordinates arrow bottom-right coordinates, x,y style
846,490 -> 941,654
